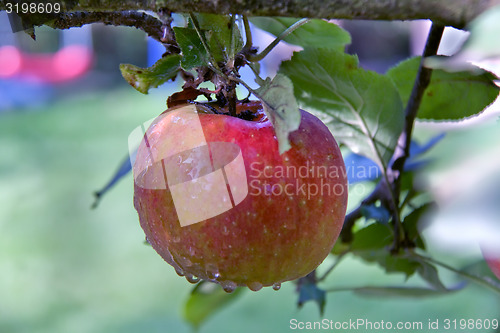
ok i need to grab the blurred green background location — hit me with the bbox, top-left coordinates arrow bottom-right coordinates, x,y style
1,16 -> 499,333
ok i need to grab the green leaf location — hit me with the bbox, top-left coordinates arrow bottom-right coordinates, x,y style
351,223 -> 393,251
297,279 -> 326,315
280,48 -> 404,169
387,56 -> 499,121
416,260 -> 447,291
353,248 -> 420,279
350,285 -> 462,298
183,281 -> 244,330
255,74 -> 301,154
402,203 -> 435,250
407,252 -> 447,291
173,27 -> 209,70
250,17 -> 351,52
119,54 -> 181,94
194,13 -> 243,62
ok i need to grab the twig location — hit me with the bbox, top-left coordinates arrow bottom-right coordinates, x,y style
247,18 -> 311,62
387,23 -> 444,251
48,11 -> 168,43
414,253 -> 500,294
242,15 -> 253,51
391,23 -> 445,177
317,252 -> 347,282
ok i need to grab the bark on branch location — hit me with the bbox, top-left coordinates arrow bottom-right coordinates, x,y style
1,0 -> 500,28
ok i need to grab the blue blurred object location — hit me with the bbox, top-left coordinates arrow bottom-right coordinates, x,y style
360,204 -> 391,224
0,78 -> 54,111
344,133 -> 446,184
92,150 -> 136,208
147,36 -> 165,67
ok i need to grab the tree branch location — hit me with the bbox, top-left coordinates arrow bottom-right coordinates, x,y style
340,23 -> 445,248
389,23 -> 445,200
51,11 -> 164,40
2,0 -> 499,29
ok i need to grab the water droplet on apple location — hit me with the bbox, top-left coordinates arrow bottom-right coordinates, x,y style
247,281 -> 263,291
205,263 -> 220,280
175,267 -> 185,276
185,274 -> 200,284
272,282 -> 281,291
220,280 -> 237,293
222,225 -> 229,235
172,236 -> 181,243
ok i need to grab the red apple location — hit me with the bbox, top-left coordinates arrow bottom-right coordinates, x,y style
133,101 -> 348,292
485,257 -> 500,280
482,247 -> 500,280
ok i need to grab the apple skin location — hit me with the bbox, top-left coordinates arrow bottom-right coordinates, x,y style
482,249 -> 500,280
133,101 -> 348,292
485,257 -> 500,280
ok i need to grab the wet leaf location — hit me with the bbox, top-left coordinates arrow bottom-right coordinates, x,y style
120,54 -> 181,94
351,223 -> 393,251
250,17 -> 350,52
403,203 -> 435,249
280,48 -> 404,170
387,56 -> 499,121
173,27 -> 209,70
297,278 -> 326,315
193,13 -> 243,62
255,74 -> 301,154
